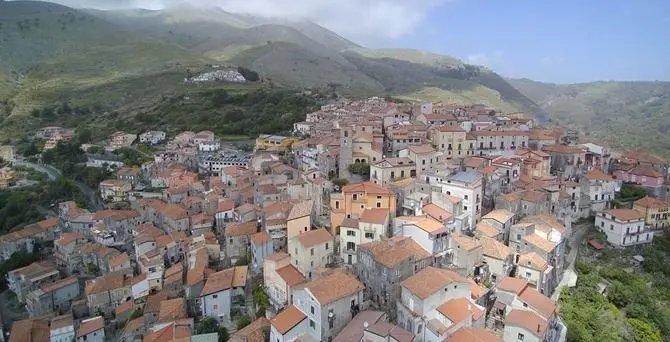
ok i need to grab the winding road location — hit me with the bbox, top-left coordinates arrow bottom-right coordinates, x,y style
13,158 -> 104,211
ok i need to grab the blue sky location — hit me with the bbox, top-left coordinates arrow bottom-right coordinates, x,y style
389,0 -> 670,83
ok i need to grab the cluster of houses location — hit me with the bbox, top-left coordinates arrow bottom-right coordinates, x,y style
185,70 -> 246,83
4,96 -> 670,342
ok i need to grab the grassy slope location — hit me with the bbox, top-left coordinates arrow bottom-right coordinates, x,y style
508,78 -> 670,155
229,42 -> 383,92
349,48 -> 464,69
0,1 -> 213,139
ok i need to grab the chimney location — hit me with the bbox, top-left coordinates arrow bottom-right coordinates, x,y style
363,321 -> 369,329
537,324 -> 541,333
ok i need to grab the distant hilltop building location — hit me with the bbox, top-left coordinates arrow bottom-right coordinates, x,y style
185,70 -> 246,83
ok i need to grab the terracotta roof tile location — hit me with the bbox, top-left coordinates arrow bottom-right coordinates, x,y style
496,277 -> 529,295
359,236 -> 431,268
451,232 -> 482,251
271,305 -> 306,334
225,221 -> 258,237
480,236 -> 512,260
505,309 -> 548,337
300,268 -> 363,304
250,231 -> 271,245
402,267 -> 468,299
584,168 -> 614,182
158,298 -> 186,322
359,208 -> 389,225
77,317 -> 104,338
482,209 -> 515,223
518,252 -> 548,271
523,234 -> 557,253
475,222 -> 499,238
342,182 -> 394,195
276,265 -> 306,286
9,319 -> 50,342
422,203 -> 451,222
201,266 -> 247,296
445,327 -> 501,342
437,297 -> 483,324
295,228 -> 333,248
231,317 -> 270,342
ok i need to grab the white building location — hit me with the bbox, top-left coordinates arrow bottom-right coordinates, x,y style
595,208 -> 653,247
50,314 -> 75,342
288,228 -> 334,280
339,209 -> 389,265
76,316 -> 104,342
139,131 -> 166,145
199,141 -> 221,152
431,170 -> 483,229
198,266 -> 248,322
291,268 -> 365,342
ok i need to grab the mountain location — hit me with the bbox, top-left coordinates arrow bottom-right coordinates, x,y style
0,1 -> 546,141
508,78 -> 670,156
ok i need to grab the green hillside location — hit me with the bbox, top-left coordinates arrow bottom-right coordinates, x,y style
508,78 -> 670,155
350,48 -> 464,69
0,1 -> 213,139
0,1 -> 548,142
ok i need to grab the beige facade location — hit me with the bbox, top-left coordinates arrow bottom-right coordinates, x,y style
330,182 -> 396,236
370,158 -> 416,186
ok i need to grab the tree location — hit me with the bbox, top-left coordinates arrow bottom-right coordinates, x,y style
217,326 -> 229,342
348,162 -> 370,176
130,307 -> 143,320
236,315 -> 252,330
0,251 -> 41,290
196,317 -> 218,334
628,319 -> 661,342
332,178 -> 349,189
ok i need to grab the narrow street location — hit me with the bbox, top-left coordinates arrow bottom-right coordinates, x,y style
551,222 -> 590,301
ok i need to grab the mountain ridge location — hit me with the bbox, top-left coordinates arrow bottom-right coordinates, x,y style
0,0 -> 546,141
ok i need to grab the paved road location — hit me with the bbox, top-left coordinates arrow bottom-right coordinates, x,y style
551,222 -> 590,301
14,159 -> 103,211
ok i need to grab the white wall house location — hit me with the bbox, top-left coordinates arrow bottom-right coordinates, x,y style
431,170 -> 483,229
76,316 -> 104,342
595,208 -> 653,247
339,209 -> 389,265
199,141 -> 221,152
198,266 -> 248,322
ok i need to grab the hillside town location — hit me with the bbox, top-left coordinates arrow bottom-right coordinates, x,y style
2,96 -> 670,342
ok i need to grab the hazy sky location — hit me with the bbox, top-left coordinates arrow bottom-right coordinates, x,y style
44,0 -> 670,83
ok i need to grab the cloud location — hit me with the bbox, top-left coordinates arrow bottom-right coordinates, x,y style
466,50 -> 504,67
43,0 -> 449,44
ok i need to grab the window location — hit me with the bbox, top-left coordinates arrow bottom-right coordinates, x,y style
347,230 -> 356,236
464,195 -> 468,200
212,294 -> 218,299
347,242 -> 356,251
335,201 -> 340,209
329,319 -> 334,329
600,221 -> 604,227
353,194 -> 358,201
229,238 -> 233,244
213,305 -> 218,310
464,206 -> 468,211
326,243 -> 329,250
516,233 -> 521,241
422,160 -> 426,165
365,232 -> 374,239
310,320 -> 316,329
610,225 -> 614,231
518,333 -> 525,341
310,248 -> 314,256
376,202 -> 381,208
311,306 -> 315,314
377,195 -> 382,199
